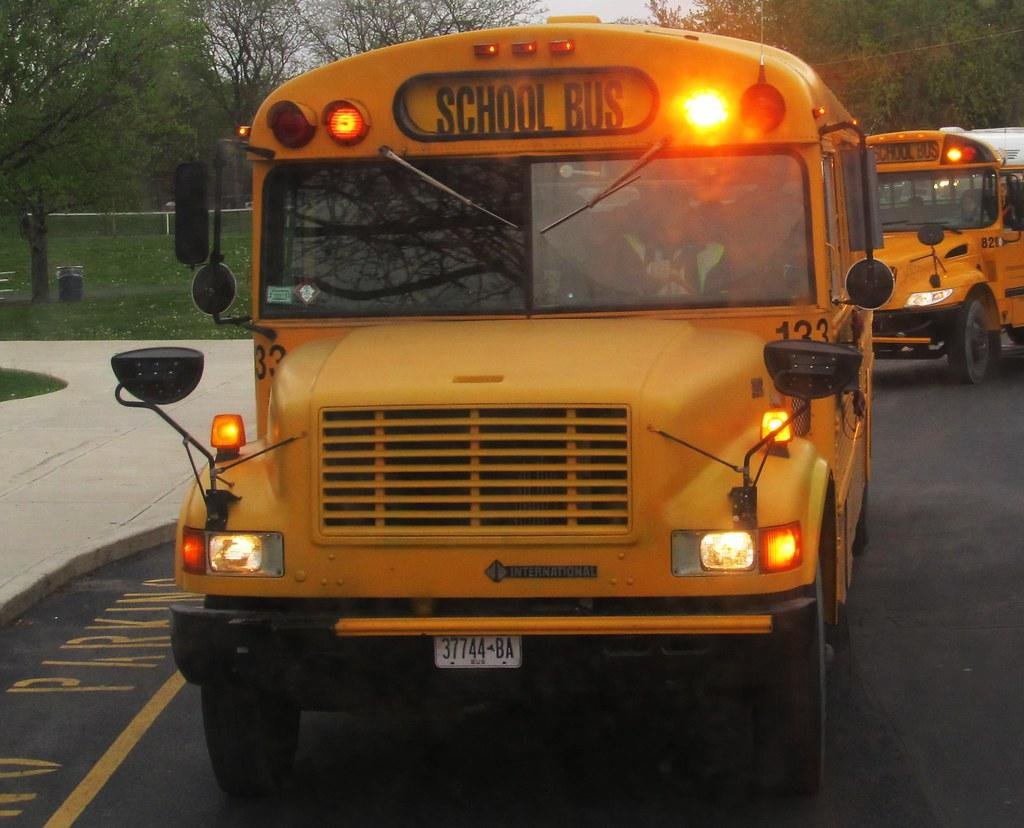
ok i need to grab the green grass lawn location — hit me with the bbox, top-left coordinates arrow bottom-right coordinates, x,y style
0,231 -> 252,340
0,368 -> 67,402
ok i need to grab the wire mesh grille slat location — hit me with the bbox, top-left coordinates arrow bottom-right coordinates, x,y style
320,406 -> 630,535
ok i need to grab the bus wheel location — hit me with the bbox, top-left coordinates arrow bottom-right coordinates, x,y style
752,572 -> 825,795
948,298 -> 999,384
201,682 -> 300,796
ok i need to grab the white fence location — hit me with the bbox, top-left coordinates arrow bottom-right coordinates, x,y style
46,208 -> 252,237
0,271 -> 12,302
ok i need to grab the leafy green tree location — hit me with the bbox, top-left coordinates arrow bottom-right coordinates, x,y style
0,0 -> 196,302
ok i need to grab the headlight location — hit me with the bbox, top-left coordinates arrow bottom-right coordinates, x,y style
905,288 -> 953,307
700,532 -> 756,570
182,530 -> 284,576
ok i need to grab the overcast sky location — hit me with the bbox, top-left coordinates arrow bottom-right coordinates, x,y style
542,0 -> 657,23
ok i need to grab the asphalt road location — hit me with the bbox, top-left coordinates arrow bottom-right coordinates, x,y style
4,354 -> 1024,826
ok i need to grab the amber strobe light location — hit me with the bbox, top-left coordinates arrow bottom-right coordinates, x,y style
211,414 -> 246,453
325,101 -> 368,145
182,528 -> 206,574
760,523 -> 801,572
682,91 -> 729,130
761,409 -> 793,443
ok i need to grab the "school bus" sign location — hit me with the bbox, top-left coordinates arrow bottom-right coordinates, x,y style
394,68 -> 658,141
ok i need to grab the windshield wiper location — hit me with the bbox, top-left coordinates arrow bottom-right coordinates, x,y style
379,146 -> 518,229
540,136 -> 671,234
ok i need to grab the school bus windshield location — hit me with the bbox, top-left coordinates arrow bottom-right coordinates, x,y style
877,168 -> 998,232
259,151 -> 812,317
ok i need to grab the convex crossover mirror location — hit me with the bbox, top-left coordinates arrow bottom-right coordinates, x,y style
845,258 -> 894,310
192,262 -> 237,316
764,339 -> 862,400
917,224 -> 945,247
111,347 -> 204,405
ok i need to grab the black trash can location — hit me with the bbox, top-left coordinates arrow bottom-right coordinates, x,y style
57,266 -> 84,302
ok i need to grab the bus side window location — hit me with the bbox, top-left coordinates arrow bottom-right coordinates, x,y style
822,154 -> 843,300
1005,175 -> 1024,231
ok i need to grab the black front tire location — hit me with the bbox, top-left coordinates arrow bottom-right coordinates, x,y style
948,298 -> 999,384
201,682 -> 300,796
753,573 -> 825,795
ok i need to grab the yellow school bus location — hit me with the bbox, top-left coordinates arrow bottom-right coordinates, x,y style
112,16 -> 891,796
868,129 -> 1024,382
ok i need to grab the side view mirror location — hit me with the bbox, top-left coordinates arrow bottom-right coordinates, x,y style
192,261 -> 237,316
916,224 -> 945,247
111,347 -> 204,405
764,340 -> 863,400
174,163 -> 210,266
845,258 -> 894,310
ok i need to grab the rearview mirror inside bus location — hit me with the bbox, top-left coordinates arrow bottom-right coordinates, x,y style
191,261 -> 237,316
764,340 -> 863,400
845,258 -> 895,310
174,162 -> 210,266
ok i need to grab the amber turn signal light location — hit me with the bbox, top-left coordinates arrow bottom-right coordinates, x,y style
760,523 -> 801,572
211,414 -> 246,454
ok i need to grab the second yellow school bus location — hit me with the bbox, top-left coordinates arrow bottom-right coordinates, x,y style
868,129 -> 1024,382
117,15 -> 890,796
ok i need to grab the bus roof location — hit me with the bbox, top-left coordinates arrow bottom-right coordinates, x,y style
943,127 -> 1024,165
249,21 -> 856,161
867,129 -> 1002,167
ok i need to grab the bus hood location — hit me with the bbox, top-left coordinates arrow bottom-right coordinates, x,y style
877,231 -> 977,308
275,317 -> 766,415
270,318 -> 769,500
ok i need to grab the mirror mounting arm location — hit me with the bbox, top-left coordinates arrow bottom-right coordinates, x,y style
212,312 -> 277,341
114,384 -> 234,528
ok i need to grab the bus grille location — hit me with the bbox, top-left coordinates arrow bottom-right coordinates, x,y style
319,406 -> 630,536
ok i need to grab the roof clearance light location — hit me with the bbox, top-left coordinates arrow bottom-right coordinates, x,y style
682,91 -> 729,130
474,43 -> 499,57
812,105 -> 826,119
761,409 -> 793,443
325,100 -> 369,145
512,41 -> 539,55
211,413 -> 246,455
760,523 -> 802,573
740,82 -> 786,134
235,125 -> 251,140
268,101 -> 316,149
549,39 -> 575,54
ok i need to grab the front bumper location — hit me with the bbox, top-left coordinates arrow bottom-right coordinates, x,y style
873,306 -> 959,358
171,590 -> 816,710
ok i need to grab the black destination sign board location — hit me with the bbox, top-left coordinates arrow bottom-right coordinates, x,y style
394,67 -> 658,142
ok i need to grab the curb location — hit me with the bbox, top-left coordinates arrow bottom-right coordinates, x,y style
0,523 -> 176,627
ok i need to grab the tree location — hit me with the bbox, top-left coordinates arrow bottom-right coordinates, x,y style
197,0 -> 310,128
0,0 -> 196,302
303,0 -> 546,63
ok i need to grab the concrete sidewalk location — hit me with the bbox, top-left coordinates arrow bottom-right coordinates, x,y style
0,340 -> 254,625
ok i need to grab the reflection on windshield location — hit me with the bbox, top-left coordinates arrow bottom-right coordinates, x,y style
878,169 -> 998,232
260,153 -> 812,317
534,154 -> 811,309
261,161 -> 526,317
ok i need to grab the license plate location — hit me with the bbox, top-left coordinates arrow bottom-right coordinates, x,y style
434,635 -> 522,669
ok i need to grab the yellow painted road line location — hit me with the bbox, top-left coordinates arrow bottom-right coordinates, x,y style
44,672 -> 185,828
0,759 -> 60,779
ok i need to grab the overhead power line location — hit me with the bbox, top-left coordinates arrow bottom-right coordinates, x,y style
814,25 -> 1024,68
